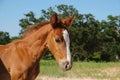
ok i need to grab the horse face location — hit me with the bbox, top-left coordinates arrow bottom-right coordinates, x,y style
46,13 -> 74,71
48,28 -> 71,71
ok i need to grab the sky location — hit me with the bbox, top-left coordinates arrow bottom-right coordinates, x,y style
0,0 -> 120,37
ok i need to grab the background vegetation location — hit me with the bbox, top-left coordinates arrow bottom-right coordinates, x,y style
0,4 -> 120,62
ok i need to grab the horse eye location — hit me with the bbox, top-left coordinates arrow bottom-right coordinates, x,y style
55,38 -> 61,43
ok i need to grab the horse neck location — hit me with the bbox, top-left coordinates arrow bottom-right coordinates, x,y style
0,45 -> 8,58
24,24 -> 52,59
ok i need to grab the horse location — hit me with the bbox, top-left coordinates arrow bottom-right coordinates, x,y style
0,13 -> 74,80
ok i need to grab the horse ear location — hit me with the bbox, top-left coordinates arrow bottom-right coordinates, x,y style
50,13 -> 58,27
62,15 -> 75,28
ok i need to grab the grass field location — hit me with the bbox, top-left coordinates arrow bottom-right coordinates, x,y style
36,60 -> 120,80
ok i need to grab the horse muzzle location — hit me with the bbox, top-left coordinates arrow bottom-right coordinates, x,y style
59,60 -> 72,71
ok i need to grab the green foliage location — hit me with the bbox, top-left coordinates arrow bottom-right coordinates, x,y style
10,36 -> 20,42
15,4 -> 120,62
0,31 -> 10,45
42,50 -> 54,60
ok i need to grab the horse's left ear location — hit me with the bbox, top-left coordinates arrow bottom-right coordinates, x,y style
62,15 -> 75,28
50,13 -> 58,27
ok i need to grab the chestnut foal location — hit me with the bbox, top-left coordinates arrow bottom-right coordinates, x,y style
0,13 -> 74,80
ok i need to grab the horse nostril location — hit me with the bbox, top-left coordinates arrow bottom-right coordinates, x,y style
65,62 -> 69,69
64,61 -> 71,70
59,61 -> 72,71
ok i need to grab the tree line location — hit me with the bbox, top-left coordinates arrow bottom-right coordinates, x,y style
0,4 -> 120,62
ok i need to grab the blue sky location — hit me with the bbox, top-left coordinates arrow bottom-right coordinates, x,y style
0,0 -> 120,36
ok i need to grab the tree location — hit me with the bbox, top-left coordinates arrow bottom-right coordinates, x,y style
0,31 -> 10,45
19,4 -> 120,62
100,15 -> 120,61
19,4 -> 79,35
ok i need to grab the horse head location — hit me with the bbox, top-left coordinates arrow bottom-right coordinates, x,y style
46,13 -> 74,71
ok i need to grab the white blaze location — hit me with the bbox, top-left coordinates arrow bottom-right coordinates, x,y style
63,30 -> 71,62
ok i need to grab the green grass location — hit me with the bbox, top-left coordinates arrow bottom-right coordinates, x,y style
38,60 -> 120,80
40,60 -> 66,77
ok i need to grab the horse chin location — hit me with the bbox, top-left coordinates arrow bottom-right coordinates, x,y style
59,60 -> 72,71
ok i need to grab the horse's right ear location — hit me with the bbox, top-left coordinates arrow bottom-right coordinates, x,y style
62,15 -> 75,28
50,13 -> 58,27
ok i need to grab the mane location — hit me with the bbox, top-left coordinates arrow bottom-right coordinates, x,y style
22,21 -> 50,38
